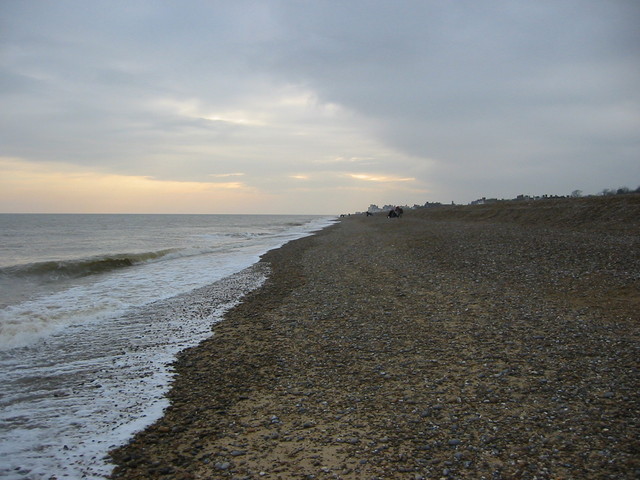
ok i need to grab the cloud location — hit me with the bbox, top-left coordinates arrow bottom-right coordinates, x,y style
256,1 -> 640,195
1,1 -> 638,212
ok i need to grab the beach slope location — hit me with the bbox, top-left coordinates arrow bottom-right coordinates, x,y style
111,196 -> 640,479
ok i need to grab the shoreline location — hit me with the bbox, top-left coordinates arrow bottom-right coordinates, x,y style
110,198 -> 639,479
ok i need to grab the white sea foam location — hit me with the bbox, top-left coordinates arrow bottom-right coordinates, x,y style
0,270 -> 264,479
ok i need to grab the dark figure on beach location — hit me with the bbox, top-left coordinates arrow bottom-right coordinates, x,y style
388,206 -> 403,218
365,211 -> 373,216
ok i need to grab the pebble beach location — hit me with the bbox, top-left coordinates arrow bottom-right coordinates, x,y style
110,196 -> 639,480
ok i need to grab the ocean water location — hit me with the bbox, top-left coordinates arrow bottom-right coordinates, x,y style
0,214 -> 335,479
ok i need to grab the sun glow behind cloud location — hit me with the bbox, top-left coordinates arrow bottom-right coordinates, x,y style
148,87 -> 341,130
349,173 -> 415,183
0,158 -> 262,213
150,98 -> 268,126
208,173 -> 245,178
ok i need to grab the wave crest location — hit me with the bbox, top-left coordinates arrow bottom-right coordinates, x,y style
0,249 -> 179,281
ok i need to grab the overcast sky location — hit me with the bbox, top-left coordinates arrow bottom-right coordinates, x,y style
1,1 -> 639,214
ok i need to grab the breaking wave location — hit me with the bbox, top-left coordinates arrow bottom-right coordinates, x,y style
0,249 -> 179,281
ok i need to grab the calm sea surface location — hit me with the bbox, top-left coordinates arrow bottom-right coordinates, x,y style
0,214 -> 335,479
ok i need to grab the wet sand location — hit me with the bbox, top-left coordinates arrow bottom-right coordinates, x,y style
110,196 -> 640,479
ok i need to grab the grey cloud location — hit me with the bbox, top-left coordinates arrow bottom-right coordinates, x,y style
257,1 -> 640,164
1,0 -> 638,207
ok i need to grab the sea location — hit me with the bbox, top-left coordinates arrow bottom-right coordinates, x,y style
0,213 -> 335,479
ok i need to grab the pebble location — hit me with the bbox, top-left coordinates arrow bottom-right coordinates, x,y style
110,199 -> 640,480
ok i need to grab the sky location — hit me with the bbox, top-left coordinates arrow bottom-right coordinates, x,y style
1,1 -> 639,214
